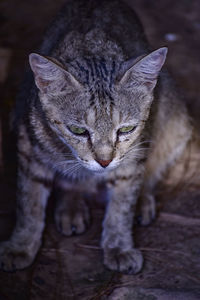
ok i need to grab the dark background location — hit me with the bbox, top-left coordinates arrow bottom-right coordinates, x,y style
0,0 -> 200,299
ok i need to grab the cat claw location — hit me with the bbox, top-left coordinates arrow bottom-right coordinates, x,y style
0,241 -> 37,271
54,191 -> 91,236
55,208 -> 90,236
103,247 -> 143,274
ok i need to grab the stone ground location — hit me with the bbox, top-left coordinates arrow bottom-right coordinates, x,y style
0,0 -> 200,299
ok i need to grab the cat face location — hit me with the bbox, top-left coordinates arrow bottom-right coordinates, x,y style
29,48 -> 167,174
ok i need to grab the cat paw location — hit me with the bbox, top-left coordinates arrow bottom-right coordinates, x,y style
0,241 -> 35,271
139,194 -> 156,226
55,200 -> 90,236
103,247 -> 143,274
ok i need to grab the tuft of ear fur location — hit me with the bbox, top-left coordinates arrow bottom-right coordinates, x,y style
29,53 -> 81,94
119,47 -> 168,91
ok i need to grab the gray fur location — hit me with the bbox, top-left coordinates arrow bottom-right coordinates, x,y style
0,0 -> 192,274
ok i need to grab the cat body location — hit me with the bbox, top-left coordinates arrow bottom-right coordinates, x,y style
0,0 -> 192,274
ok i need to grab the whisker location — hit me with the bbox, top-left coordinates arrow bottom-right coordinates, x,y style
64,163 -> 81,173
54,160 -> 77,167
131,140 -> 152,149
126,147 -> 149,157
64,164 -> 83,180
53,153 -> 76,159
63,161 -> 81,173
125,140 -> 151,155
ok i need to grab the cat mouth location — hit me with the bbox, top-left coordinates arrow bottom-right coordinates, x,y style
83,161 -> 119,174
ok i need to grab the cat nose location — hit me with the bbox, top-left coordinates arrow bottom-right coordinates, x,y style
96,159 -> 112,168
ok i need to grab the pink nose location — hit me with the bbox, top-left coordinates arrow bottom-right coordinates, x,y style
96,159 -> 112,168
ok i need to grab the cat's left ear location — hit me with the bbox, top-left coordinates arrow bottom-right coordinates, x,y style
118,47 -> 168,91
29,53 -> 82,94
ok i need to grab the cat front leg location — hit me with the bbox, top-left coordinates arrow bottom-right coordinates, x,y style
54,180 -> 91,236
0,162 -> 52,271
0,126 -> 53,271
102,169 -> 143,274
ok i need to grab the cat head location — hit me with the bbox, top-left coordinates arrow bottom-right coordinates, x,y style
29,47 -> 167,175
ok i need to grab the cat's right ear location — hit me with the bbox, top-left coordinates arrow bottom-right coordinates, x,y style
118,47 -> 168,92
29,53 -> 82,94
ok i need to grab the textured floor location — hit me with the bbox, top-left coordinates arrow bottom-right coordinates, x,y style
0,0 -> 200,299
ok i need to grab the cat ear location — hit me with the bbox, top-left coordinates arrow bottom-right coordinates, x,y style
119,47 -> 168,91
29,53 -> 82,93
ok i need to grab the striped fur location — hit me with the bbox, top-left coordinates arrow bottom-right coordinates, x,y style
0,0 -> 192,274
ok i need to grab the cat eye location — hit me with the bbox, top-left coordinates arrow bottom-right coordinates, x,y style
68,125 -> 88,136
118,125 -> 136,134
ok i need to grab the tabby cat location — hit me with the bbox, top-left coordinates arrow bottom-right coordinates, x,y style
0,0 -> 192,274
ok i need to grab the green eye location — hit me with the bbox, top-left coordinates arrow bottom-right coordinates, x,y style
68,125 -> 87,135
118,125 -> 136,134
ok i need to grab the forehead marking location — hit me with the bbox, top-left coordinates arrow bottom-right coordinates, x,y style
112,108 -> 120,126
69,57 -> 119,115
86,108 -> 96,127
